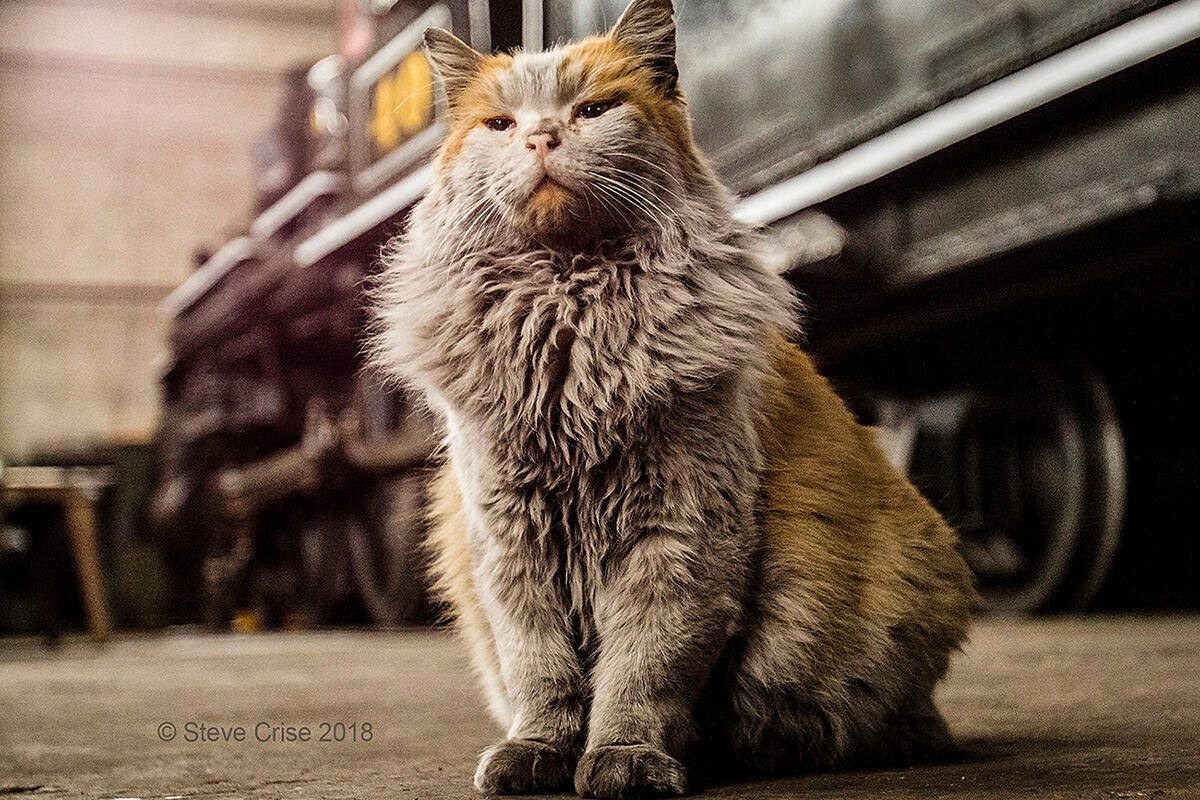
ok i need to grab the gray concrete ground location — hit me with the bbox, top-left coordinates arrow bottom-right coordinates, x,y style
0,617 -> 1197,800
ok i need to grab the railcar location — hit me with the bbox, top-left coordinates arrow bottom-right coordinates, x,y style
156,0 -> 1200,622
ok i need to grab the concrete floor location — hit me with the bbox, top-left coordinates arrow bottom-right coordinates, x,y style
0,617 -> 1197,800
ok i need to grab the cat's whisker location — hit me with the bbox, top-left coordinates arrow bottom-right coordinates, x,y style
389,81 -> 437,115
588,171 -> 663,216
584,183 -> 621,225
589,177 -> 657,234
590,172 -> 676,232
429,201 -> 483,263
598,169 -> 676,216
601,164 -> 689,209
585,179 -> 636,231
604,157 -> 690,203
440,188 -> 505,262
601,149 -> 677,178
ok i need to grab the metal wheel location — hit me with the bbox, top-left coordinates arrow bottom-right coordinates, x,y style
952,369 -> 1087,612
296,507 -> 355,623
895,365 -> 1126,613
344,470 -> 429,626
1063,368 -> 1126,609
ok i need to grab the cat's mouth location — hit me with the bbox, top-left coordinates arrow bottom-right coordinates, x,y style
525,172 -> 575,207
531,172 -> 567,193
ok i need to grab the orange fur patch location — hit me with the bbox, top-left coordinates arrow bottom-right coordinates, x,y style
559,35 -> 698,170
755,334 -> 977,659
437,52 -> 514,163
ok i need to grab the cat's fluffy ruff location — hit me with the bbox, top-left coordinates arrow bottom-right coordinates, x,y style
372,0 -> 976,797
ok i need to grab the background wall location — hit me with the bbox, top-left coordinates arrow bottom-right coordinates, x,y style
0,0 -> 337,457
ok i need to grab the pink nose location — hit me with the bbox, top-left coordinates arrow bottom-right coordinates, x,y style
526,133 -> 560,161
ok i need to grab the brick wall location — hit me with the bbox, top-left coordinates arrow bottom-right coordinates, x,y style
0,0 -> 337,456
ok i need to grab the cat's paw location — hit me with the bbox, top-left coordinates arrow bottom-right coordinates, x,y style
575,743 -> 688,799
473,738 -> 574,795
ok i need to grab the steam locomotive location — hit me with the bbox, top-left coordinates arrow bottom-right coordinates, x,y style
155,0 -> 1200,625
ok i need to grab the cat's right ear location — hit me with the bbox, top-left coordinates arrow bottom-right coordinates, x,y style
423,27 -> 483,106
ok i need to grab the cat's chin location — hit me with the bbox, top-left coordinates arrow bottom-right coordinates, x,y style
517,180 -> 587,238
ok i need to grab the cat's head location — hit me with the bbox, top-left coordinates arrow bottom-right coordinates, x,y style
423,0 -> 716,245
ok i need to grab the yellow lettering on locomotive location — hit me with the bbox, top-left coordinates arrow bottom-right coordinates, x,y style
395,52 -> 433,135
369,51 -> 434,157
371,73 -> 399,152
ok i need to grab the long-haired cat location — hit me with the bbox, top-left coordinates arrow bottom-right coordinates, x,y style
371,0 -> 976,796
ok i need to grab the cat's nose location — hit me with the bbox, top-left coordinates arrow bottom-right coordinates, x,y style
526,133 -> 560,161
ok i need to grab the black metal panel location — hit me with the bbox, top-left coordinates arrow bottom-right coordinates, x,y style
806,41 -> 1200,317
544,0 -> 1177,194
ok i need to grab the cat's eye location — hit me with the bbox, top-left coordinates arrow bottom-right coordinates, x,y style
575,100 -> 617,120
484,116 -> 515,132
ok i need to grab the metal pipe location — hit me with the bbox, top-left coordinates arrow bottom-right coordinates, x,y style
218,446 -> 322,518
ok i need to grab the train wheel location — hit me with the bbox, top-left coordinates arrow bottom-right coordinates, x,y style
901,365 -> 1126,613
1061,368 -> 1126,609
297,508 -> 354,624
344,470 -> 428,626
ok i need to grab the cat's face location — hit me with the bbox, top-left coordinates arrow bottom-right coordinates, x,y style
424,0 -> 692,242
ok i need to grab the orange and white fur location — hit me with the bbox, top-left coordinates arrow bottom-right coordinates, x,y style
372,1 -> 976,796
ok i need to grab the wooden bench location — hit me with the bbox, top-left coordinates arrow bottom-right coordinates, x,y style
1,464 -> 113,642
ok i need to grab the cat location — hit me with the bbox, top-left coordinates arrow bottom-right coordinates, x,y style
370,0 -> 977,797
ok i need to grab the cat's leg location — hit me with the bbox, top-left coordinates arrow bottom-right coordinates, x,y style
576,530 -> 745,799
424,462 -> 513,728
471,528 -> 586,794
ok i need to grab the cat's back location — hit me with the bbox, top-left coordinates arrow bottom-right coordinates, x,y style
731,337 -> 973,735
718,337 -> 974,769
756,335 -> 975,640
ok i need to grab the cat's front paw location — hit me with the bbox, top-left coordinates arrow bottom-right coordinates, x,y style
575,743 -> 688,799
474,738 -> 574,795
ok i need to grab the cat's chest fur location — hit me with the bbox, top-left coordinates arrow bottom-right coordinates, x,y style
423,252 -> 688,643
417,246 -> 739,475
379,230 -> 791,546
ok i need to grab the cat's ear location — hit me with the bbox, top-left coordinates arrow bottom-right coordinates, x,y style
609,0 -> 678,93
423,27 -> 484,105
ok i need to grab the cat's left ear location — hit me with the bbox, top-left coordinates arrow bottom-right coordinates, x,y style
423,27 -> 484,106
610,0 -> 678,93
